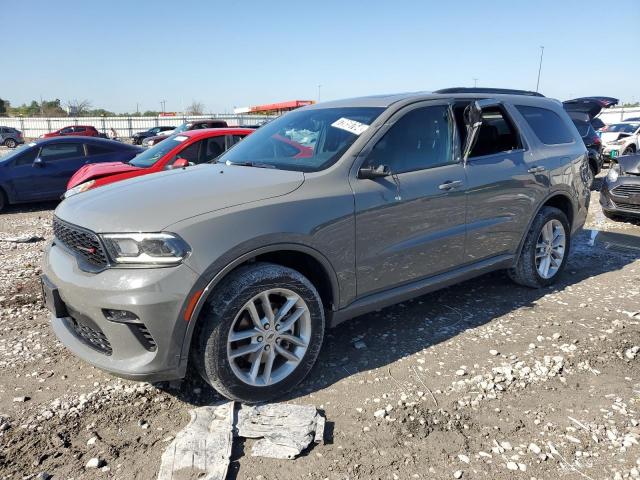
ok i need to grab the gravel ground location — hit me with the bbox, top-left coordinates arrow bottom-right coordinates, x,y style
1,170 -> 640,480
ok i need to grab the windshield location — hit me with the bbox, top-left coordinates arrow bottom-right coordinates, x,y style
0,143 -> 34,163
218,107 -> 384,172
607,123 -> 640,133
129,134 -> 187,168
172,123 -> 189,134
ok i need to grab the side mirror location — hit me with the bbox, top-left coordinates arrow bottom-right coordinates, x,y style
33,158 -> 44,168
172,158 -> 189,169
358,164 -> 391,179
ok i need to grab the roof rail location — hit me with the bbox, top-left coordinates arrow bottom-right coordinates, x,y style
434,87 -> 545,97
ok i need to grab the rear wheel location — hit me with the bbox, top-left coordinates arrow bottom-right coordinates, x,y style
0,189 -> 6,212
193,262 -> 325,403
3,139 -> 17,148
509,206 -> 570,288
623,146 -> 636,156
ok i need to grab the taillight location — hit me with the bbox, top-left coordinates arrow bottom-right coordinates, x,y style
593,135 -> 601,145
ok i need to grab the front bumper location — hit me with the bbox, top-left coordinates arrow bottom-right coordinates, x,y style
600,175 -> 640,217
43,241 -> 200,381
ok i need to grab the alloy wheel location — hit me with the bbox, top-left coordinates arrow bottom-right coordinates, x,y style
535,219 -> 566,279
227,288 -> 311,387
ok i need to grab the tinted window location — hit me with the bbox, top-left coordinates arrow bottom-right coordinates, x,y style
129,134 -> 187,168
571,119 -> 590,137
365,105 -> 453,174
203,137 -> 225,162
14,147 -> 39,166
219,107 -> 384,172
86,144 -> 115,156
516,105 -> 574,145
169,141 -> 201,166
40,143 -> 84,161
231,134 -> 247,146
607,123 -> 640,133
59,127 -> 73,134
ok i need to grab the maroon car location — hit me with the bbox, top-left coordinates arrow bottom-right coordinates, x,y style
41,125 -> 102,138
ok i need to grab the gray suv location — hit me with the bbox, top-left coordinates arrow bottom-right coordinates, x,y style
42,88 -> 590,403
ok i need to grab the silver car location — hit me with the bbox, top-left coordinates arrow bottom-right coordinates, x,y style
42,89 -> 590,403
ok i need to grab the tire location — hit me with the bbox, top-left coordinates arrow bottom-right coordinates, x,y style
193,262 -> 325,403
623,146 -> 636,156
508,206 -> 571,288
3,138 -> 17,148
0,189 -> 6,213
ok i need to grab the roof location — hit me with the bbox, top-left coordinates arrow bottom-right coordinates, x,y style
176,127 -> 255,138
306,89 -> 561,110
32,136 -> 139,147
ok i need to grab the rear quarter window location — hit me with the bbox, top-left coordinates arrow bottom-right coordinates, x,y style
516,105 -> 575,145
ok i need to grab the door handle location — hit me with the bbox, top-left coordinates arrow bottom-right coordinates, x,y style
438,180 -> 463,190
528,166 -> 546,173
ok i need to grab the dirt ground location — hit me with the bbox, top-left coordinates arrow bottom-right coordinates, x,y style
1,169 -> 640,480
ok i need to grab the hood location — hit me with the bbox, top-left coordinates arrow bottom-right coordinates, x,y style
67,162 -> 142,189
55,164 -> 305,232
563,96 -> 619,119
601,132 -> 631,143
618,153 -> 640,175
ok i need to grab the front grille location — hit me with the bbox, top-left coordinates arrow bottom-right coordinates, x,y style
613,201 -> 640,212
612,184 -> 640,198
53,217 -> 108,268
65,317 -> 112,355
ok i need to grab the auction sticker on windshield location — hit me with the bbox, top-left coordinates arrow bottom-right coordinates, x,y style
331,118 -> 370,136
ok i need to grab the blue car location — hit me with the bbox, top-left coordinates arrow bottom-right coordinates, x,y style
0,137 -> 142,211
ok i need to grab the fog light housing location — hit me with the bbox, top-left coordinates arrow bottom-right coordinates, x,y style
103,309 -> 139,323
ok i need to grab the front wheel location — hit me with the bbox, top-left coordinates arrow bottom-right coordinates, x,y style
509,206 -> 571,288
4,139 -> 17,148
193,262 -> 325,403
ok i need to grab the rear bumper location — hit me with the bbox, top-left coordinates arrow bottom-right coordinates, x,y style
43,241 -> 200,381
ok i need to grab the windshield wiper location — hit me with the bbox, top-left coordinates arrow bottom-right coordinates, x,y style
220,160 -> 277,169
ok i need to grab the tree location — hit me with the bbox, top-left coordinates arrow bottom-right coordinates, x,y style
66,99 -> 92,116
0,98 -> 7,116
186,101 -> 205,115
142,110 -> 161,116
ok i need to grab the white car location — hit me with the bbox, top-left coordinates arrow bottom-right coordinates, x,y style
601,121 -> 640,159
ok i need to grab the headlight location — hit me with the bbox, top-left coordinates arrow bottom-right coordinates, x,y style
100,232 -> 190,266
607,163 -> 620,182
64,180 -> 96,198
609,140 -> 625,146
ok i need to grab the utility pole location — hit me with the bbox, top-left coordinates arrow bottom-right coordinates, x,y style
536,46 -> 544,93
136,103 -> 139,115
317,84 -> 322,103
473,78 -> 478,88
160,99 -> 166,113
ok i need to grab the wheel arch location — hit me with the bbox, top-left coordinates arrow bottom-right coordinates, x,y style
178,243 -> 340,368
514,192 -> 575,261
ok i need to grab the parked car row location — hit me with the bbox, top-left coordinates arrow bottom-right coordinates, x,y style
40,88 -> 591,403
0,127 -> 253,211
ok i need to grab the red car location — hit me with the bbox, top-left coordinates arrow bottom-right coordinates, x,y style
42,125 -> 102,138
65,128 -> 253,197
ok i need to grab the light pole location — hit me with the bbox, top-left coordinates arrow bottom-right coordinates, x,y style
160,99 -> 166,114
473,78 -> 478,88
317,84 -> 322,103
536,46 -> 544,93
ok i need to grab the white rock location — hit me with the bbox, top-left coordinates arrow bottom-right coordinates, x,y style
456,369 -> 466,376
528,443 -> 541,454
374,409 -> 386,418
458,454 -> 470,463
506,461 -> 518,470
489,349 -> 499,356
453,470 -> 463,479
85,458 -> 102,469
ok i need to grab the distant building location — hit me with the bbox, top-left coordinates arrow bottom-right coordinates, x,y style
234,100 -> 314,115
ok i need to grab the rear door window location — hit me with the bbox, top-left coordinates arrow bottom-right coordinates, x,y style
470,107 -> 521,158
203,137 -> 225,162
516,105 -> 575,145
86,144 -> 115,156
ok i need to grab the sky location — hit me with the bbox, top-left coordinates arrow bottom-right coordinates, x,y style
2,0 -> 639,114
